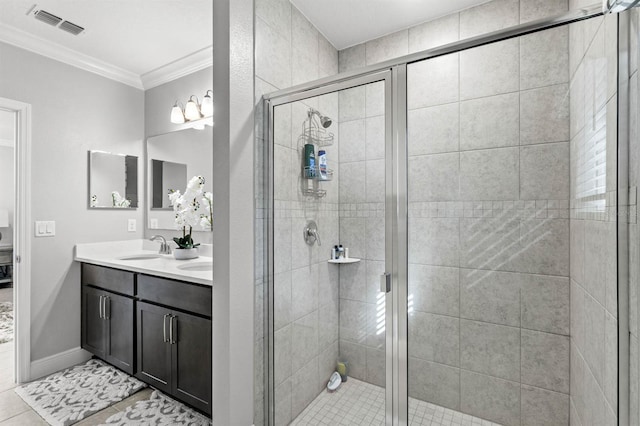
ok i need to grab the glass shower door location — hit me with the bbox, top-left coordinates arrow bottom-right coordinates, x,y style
268,73 -> 392,425
406,24 -> 575,426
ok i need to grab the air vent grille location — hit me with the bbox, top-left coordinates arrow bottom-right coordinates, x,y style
33,10 -> 62,26
59,21 -> 84,35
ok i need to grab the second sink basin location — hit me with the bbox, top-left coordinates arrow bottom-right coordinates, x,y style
177,262 -> 213,272
118,254 -> 162,261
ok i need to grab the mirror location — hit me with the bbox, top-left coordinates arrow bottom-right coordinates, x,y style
88,151 -> 138,209
146,126 -> 212,230
150,160 -> 187,209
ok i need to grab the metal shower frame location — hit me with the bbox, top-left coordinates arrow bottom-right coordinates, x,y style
261,3 -> 632,425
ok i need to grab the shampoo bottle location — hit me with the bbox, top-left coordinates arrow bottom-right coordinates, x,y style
318,150 -> 327,180
304,144 -> 316,178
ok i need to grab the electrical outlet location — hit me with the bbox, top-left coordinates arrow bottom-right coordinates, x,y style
150,218 -> 158,229
127,219 -> 136,232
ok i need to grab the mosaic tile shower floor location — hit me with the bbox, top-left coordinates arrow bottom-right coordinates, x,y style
291,378 -> 500,426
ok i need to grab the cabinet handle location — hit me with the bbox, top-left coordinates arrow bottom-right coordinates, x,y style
170,315 -> 177,345
104,296 -> 110,320
98,296 -> 103,319
163,314 -> 170,343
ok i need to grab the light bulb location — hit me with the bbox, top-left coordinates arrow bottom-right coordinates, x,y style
201,90 -> 214,117
184,95 -> 202,121
170,102 -> 185,124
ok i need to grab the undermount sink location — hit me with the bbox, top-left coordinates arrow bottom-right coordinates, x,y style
177,262 -> 213,272
117,254 -> 162,261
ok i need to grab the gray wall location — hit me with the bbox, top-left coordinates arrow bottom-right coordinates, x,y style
0,41 -> 144,361
567,8 -> 619,426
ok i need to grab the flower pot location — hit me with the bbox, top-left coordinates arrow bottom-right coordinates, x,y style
173,248 -> 199,260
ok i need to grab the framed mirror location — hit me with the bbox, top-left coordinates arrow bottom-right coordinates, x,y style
146,126 -> 212,230
88,150 -> 138,209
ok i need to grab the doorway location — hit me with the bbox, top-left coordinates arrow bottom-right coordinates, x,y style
0,97 -> 32,386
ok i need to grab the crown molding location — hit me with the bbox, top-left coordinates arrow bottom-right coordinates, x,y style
141,46 -> 213,90
0,22 -> 144,89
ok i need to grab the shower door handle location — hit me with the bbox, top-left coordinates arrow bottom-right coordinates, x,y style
380,273 -> 391,293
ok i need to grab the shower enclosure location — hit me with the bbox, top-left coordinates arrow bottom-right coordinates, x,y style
262,5 -> 626,426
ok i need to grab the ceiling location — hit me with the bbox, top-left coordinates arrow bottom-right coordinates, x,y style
290,0 -> 492,49
0,1 -> 212,89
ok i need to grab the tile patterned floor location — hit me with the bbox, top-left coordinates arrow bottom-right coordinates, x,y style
291,378 -> 501,426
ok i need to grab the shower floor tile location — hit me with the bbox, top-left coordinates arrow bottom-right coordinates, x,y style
291,378 -> 501,426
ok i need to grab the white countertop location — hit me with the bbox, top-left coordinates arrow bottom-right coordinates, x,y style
75,240 -> 213,286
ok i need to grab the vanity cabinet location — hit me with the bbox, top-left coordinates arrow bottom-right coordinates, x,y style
136,274 -> 212,415
80,263 -> 212,416
81,264 -> 135,375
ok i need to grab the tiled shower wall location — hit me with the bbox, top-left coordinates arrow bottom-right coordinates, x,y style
567,7 -> 619,426
337,1 -> 579,425
253,0 -> 339,424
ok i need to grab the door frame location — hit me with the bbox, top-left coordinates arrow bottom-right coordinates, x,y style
0,97 -> 32,383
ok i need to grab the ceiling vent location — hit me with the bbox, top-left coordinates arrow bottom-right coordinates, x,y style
29,6 -> 85,36
33,9 -> 62,27
59,21 -> 84,36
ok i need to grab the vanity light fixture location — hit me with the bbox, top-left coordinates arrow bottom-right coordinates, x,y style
170,90 -> 214,127
201,90 -> 214,117
170,101 -> 185,124
184,96 -> 202,121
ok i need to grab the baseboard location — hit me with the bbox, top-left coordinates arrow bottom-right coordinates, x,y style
29,347 -> 92,380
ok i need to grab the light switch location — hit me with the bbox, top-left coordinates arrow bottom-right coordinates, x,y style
150,218 -> 158,229
128,219 -> 136,232
35,221 -> 55,237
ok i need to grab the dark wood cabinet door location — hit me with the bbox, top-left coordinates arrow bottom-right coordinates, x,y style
171,311 -> 212,415
136,301 -> 172,393
104,293 -> 135,375
81,286 -> 106,358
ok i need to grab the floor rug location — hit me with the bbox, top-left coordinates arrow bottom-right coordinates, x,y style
14,359 -> 147,426
101,390 -> 211,425
0,301 -> 13,344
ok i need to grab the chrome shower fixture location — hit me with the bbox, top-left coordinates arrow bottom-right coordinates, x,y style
308,108 -> 332,128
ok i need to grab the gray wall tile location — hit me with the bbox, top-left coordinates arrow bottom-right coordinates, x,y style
339,260 -> 366,302
520,142 -> 570,200
291,312 -> 318,373
460,269 -> 521,327
460,39 -> 519,100
291,265 -> 318,320
515,219 -> 569,276
584,294 -> 605,387
339,86 -> 366,122
408,54 -> 459,109
461,370 -> 521,426
318,302 -> 339,350
460,147 -> 519,200
460,93 -> 519,151
521,385 -> 570,426
274,271 -> 292,331
520,0 -> 568,24
274,378 -> 292,426
339,162 -> 366,204
366,82 -> 385,118
255,0 -> 291,40
291,357 -> 319,418
604,313 -> 617,408
409,312 -> 460,366
409,218 -> 460,267
408,264 -> 460,317
366,160 -> 386,203
520,27 -> 569,90
339,119 -> 366,163
460,217 -> 519,272
408,153 -> 460,202
275,325 -> 292,386
409,357 -> 461,410
460,320 -> 521,381
339,299 -> 368,344
366,116 -> 385,160
365,216 -> 385,260
460,0 -> 519,39
521,329 -> 570,393
339,44 -> 366,73
340,218 -> 366,259
365,30 -> 408,65
366,348 -> 385,387
409,14 -> 460,53
255,18 -> 291,90
408,103 -> 460,155
584,220 -> 607,305
521,274 -> 570,335
339,341 -> 367,381
520,84 -> 570,145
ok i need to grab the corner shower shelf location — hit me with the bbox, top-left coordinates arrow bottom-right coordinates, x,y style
328,258 -> 361,264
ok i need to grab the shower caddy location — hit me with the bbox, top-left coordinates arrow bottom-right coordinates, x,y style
298,109 -> 334,197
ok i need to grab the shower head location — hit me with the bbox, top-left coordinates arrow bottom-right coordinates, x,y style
309,108 -> 332,128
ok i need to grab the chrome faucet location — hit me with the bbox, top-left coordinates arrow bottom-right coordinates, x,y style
303,220 -> 321,246
150,235 -> 172,254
